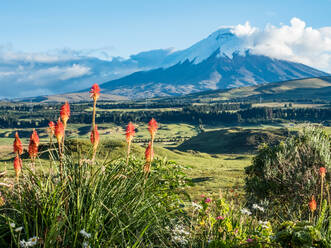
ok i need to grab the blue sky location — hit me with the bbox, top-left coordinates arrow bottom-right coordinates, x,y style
1,0 -> 330,57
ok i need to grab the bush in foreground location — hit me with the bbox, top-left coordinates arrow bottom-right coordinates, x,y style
245,126 -> 331,218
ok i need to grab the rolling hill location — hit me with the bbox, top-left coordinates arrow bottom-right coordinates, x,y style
179,76 -> 331,102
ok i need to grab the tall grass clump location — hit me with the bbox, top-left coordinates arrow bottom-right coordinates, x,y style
0,83 -> 189,247
0,154 -> 187,247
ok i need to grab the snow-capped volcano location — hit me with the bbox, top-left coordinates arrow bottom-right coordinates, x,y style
1,19 -> 330,99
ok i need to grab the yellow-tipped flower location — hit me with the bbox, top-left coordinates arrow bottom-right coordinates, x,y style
55,118 -> 65,144
13,132 -> 23,155
309,195 -> 317,213
60,102 -> 70,128
126,122 -> 135,143
13,155 -> 22,179
90,84 -> 101,101
148,118 -> 158,141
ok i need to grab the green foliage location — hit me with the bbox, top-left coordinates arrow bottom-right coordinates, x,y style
0,153 -> 187,247
245,126 -> 331,217
275,221 -> 329,247
188,194 -> 277,247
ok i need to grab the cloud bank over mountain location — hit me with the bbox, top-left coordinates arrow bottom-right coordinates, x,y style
0,18 -> 330,98
231,18 -> 331,72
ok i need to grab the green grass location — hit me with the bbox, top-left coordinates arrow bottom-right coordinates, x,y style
1,122 -> 329,201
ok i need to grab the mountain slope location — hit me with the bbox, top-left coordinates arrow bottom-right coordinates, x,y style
98,52 -> 328,99
181,76 -> 331,102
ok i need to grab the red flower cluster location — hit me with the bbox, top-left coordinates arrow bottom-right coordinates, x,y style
60,102 -> 70,127
309,195 -> 317,213
13,132 -> 23,155
48,121 -> 55,136
90,84 -> 101,101
145,142 -> 154,163
55,118 -> 65,144
13,155 -> 22,178
126,122 -> 135,143
319,167 -> 327,178
148,118 -> 158,140
28,129 -> 39,160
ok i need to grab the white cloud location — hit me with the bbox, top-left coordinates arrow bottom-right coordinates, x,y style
231,17 -> 331,72
231,21 -> 258,37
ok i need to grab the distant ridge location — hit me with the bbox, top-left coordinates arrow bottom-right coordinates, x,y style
15,76 -> 331,103
180,76 -> 331,102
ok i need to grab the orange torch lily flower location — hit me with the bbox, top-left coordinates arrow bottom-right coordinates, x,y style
309,195 -> 317,213
13,155 -> 22,179
319,167 -> 327,178
90,125 -> 100,149
48,121 -> 55,136
30,129 -> 39,147
126,122 -> 135,143
60,102 -> 70,128
148,118 -> 158,141
13,132 -> 23,155
28,129 -> 39,160
55,118 -> 65,144
144,142 -> 154,174
90,83 -> 101,101
145,142 -> 154,163
28,140 -> 38,160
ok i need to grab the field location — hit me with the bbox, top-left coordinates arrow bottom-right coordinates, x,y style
0,79 -> 330,246
1,120 -> 329,200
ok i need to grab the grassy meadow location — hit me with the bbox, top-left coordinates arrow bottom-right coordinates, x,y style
0,86 -> 330,247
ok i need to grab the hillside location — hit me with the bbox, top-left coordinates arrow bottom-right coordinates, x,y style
176,128 -> 295,154
181,76 -> 331,102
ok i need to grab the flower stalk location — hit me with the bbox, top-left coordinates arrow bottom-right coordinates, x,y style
90,125 -> 100,162
125,122 -> 135,165
319,167 -> 326,213
28,129 -> 39,170
147,118 -> 158,164
55,118 -> 65,177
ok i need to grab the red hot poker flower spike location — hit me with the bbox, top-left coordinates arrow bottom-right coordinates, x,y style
30,129 -> 40,147
48,121 -> 55,135
60,102 -> 70,126
126,122 -> 135,143
13,132 -> 23,155
90,125 -> 100,149
89,84 -> 101,101
148,118 -> 158,140
28,140 -> 38,160
55,118 -> 65,144
145,142 -> 154,163
13,155 -> 22,178
319,167 -> 327,178
309,195 -> 317,213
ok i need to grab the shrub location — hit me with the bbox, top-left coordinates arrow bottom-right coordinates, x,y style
245,126 -> 331,218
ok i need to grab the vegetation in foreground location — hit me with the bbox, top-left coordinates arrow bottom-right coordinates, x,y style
0,83 -> 330,247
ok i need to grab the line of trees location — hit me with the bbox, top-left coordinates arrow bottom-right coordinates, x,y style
0,106 -> 330,128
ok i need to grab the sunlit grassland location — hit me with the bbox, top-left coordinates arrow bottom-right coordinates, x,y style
84,107 -> 183,112
252,102 -> 328,108
1,122 -> 328,200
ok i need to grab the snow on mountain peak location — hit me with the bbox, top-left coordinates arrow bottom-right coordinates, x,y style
164,27 -> 246,65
